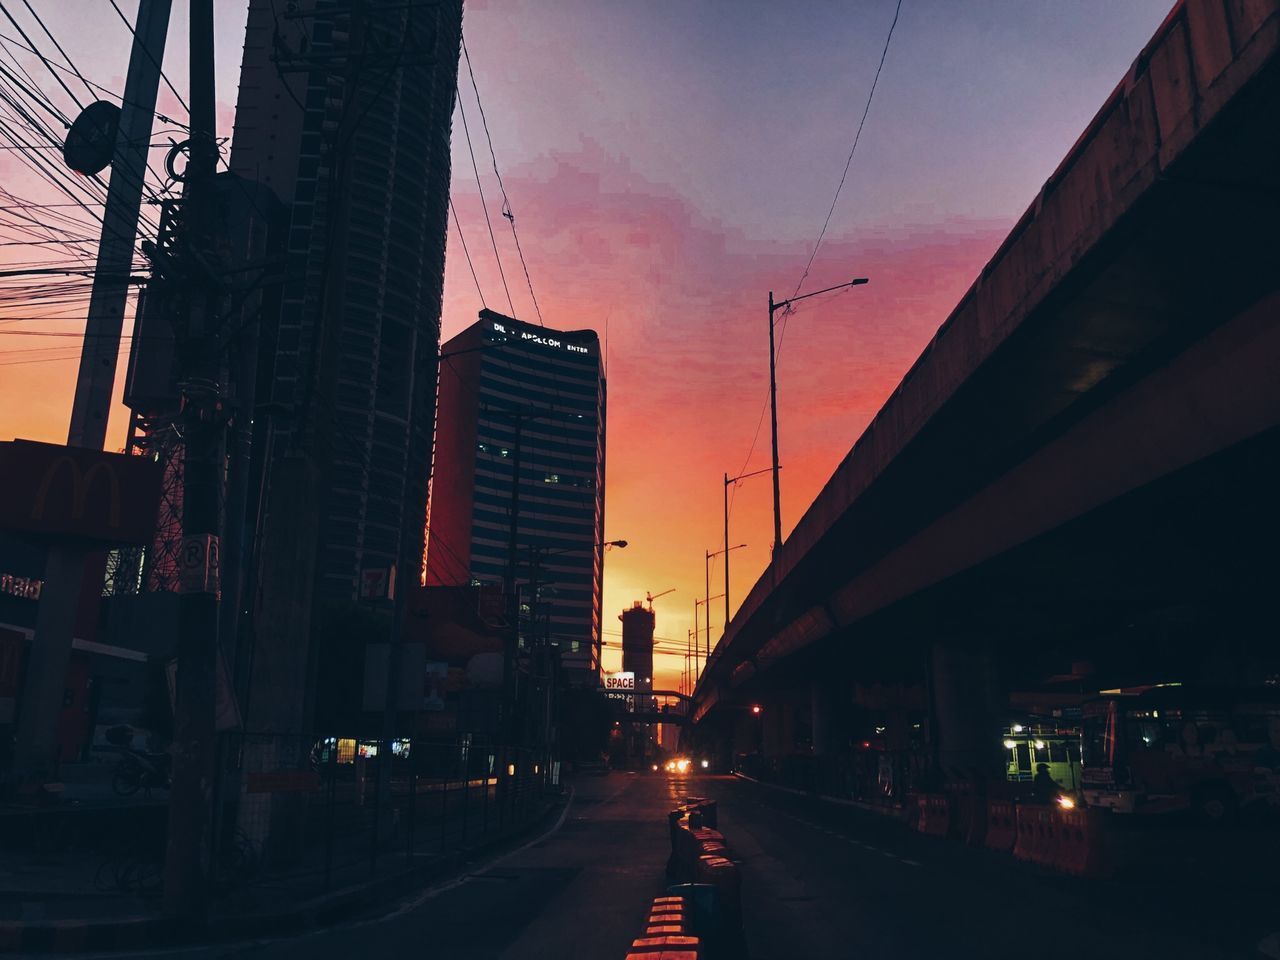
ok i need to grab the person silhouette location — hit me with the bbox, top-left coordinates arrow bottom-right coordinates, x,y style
1032,762 -> 1060,803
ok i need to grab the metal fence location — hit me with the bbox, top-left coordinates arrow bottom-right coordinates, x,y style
735,748 -> 930,807
206,734 -> 555,903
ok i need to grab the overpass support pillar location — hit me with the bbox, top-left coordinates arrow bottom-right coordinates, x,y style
928,641 -> 1003,785
811,676 -> 842,793
810,676 -> 839,760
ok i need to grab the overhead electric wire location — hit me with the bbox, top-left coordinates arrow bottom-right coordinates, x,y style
0,82 -> 164,267
776,0 -> 902,349
0,11 -> 175,231
725,0 -> 904,549
460,34 -> 544,327
455,86 -> 514,318
450,195 -> 486,309
0,31 -> 188,127
0,1 -> 83,113
19,0 -> 95,104
105,0 -> 189,116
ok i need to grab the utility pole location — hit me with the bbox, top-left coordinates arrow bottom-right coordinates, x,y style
163,0 -> 224,917
724,473 -> 730,628
723,466 -> 770,633
704,550 -> 710,677
767,279 -> 868,560
701,546 -> 743,682
502,416 -> 524,746
767,291 -> 782,560
15,0 -> 172,782
691,599 -> 698,686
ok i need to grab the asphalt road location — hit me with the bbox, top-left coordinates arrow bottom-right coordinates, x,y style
69,771 -> 675,960
54,772 -> 1280,960
700,775 -> 1278,960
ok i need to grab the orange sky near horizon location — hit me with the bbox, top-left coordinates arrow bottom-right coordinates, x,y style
0,0 -> 1178,696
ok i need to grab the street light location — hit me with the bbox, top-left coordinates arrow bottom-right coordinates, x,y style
526,538 -> 628,646
513,538 -> 629,760
692,593 -> 724,686
724,466 -> 772,629
704,544 -> 745,675
768,278 -> 868,557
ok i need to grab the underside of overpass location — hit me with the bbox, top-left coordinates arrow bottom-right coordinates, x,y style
691,0 -> 1280,775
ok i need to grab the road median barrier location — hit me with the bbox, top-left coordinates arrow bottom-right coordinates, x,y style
984,798 -> 1017,853
912,792 -> 952,837
946,782 -> 988,846
638,796 -> 743,958
1013,802 -> 1114,879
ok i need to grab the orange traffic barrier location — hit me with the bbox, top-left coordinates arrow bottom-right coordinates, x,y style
949,785 -> 986,845
629,934 -> 702,952
1055,805 -> 1112,878
648,909 -> 690,927
984,799 -> 1017,852
645,924 -> 686,936
913,792 -> 952,837
1013,803 -> 1055,865
1014,802 -> 1114,877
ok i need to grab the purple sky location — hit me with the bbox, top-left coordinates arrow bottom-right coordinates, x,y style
3,0 -> 1176,683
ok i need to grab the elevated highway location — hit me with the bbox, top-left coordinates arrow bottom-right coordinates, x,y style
691,0 -> 1280,764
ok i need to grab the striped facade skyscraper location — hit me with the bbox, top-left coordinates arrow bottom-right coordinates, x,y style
427,310 -> 608,684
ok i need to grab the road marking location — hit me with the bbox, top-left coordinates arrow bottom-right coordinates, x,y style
900,858 -> 921,867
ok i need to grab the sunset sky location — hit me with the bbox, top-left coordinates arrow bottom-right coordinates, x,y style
0,1 -> 1175,691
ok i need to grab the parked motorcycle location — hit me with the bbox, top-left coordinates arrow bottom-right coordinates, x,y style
105,725 -> 171,797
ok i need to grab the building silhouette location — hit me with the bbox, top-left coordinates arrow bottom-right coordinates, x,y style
619,601 -> 656,761
229,0 -> 463,604
427,310 -> 607,685
619,601 -> 655,696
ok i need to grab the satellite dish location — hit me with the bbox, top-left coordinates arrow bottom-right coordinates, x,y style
63,100 -> 121,176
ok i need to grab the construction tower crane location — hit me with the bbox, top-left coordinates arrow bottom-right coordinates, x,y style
645,588 -> 675,612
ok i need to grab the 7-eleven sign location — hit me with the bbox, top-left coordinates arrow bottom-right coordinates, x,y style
360,564 -> 396,601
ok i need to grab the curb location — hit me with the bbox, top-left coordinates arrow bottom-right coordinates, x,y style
0,794 -> 568,954
730,772 -> 909,821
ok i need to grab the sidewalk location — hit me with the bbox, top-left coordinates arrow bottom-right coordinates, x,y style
0,777 -> 566,953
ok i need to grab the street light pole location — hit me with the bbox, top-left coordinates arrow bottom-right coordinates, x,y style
768,291 -> 782,559
693,594 -> 723,684
724,466 -> 771,630
702,544 -> 744,680
723,474 -> 729,629
691,598 -> 698,685
768,278 -> 868,559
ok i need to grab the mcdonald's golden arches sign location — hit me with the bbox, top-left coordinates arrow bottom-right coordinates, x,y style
0,439 -> 161,544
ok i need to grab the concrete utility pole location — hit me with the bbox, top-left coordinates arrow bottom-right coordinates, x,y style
15,0 -> 172,781
767,292 -> 783,559
503,416 -> 524,747
163,0 -> 224,917
722,465 -> 769,636
767,279 -> 868,559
